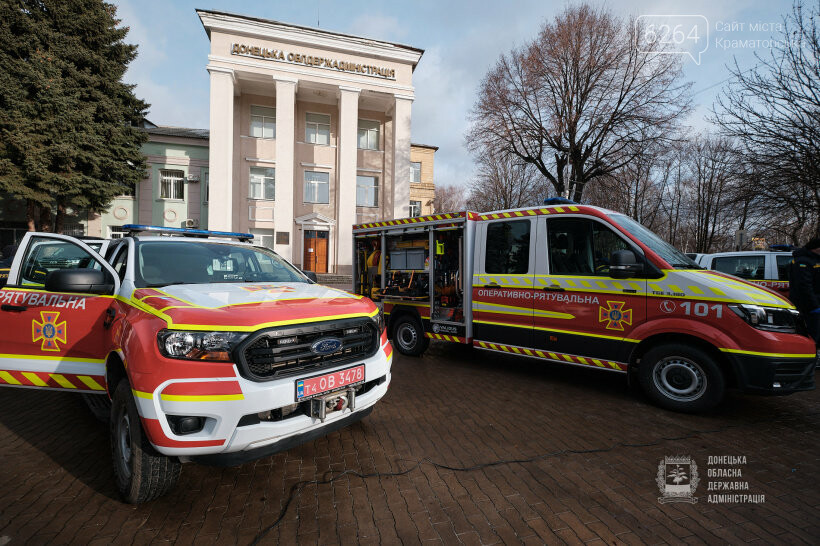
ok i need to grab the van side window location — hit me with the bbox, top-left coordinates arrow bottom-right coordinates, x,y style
20,237 -> 102,286
110,246 -> 128,281
485,220 -> 530,274
776,255 -> 791,280
548,218 -> 631,276
712,255 -> 765,279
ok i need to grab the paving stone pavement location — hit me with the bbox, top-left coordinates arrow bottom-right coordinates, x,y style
0,341 -> 818,544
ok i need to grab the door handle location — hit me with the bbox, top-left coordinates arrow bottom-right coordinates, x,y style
487,282 -> 500,287
542,285 -> 565,292
103,308 -> 117,329
1,304 -> 27,312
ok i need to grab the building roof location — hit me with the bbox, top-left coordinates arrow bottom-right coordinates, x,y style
197,9 -> 424,67
411,143 -> 439,151
142,126 -> 210,140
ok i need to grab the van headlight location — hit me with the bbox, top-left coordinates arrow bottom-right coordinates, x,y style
728,304 -> 801,333
372,310 -> 385,335
157,330 -> 248,361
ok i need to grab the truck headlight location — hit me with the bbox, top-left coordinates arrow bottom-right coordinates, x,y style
157,330 -> 248,361
728,304 -> 801,334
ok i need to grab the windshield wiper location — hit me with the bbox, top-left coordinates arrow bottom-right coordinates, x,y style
143,281 -> 190,288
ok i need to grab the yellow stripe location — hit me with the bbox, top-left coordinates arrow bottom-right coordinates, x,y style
22,372 -> 47,387
688,286 -> 704,295
592,359 -> 605,367
523,349 -> 533,356
77,376 -> 105,391
50,374 -> 76,389
555,207 -> 565,213
576,357 -> 589,365
536,351 -> 546,358
132,389 -> 153,399
719,348 -> 816,359
0,353 -> 105,364
562,354 -> 574,362
160,394 -> 244,402
709,287 -> 726,296
548,352 -> 558,360
0,371 -> 21,385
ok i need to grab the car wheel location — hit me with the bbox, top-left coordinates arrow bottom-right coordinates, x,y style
110,379 -> 181,504
392,316 -> 429,356
639,343 -> 725,413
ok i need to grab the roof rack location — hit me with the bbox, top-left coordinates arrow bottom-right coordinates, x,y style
122,224 -> 254,242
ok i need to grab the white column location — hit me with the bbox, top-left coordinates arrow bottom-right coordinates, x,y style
337,86 -> 360,275
207,67 -> 235,231
274,77 -> 297,262
393,95 -> 413,219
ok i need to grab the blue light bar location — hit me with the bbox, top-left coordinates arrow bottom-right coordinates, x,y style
122,225 -> 254,242
543,197 -> 577,205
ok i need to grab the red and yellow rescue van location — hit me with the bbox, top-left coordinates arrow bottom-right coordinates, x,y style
0,226 -> 391,503
353,204 -> 815,413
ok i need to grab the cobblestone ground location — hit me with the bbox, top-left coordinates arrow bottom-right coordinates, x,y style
0,341 -> 818,544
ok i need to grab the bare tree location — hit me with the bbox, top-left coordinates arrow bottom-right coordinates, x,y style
466,152 -> 546,211
466,4 -> 691,202
712,1 -> 820,240
432,183 -> 467,213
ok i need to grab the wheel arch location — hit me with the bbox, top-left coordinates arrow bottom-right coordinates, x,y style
105,351 -> 127,399
628,333 -> 737,388
386,305 -> 422,338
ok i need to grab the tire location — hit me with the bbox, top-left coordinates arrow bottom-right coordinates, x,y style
110,379 -> 181,504
82,393 -> 111,423
392,315 -> 429,356
639,343 -> 725,413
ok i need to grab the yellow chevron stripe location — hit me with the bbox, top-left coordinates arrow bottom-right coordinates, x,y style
22,372 -> 47,386
50,374 -> 76,389
77,376 -> 105,391
0,371 -> 21,385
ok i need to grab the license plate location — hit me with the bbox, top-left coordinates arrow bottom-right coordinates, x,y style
295,365 -> 365,401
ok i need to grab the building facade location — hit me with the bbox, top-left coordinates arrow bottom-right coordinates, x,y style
409,144 -> 437,217
199,10 -> 424,274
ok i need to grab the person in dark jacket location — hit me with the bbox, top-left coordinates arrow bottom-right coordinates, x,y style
790,237 -> 820,344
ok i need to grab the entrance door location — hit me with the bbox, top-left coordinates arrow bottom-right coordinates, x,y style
303,230 -> 329,273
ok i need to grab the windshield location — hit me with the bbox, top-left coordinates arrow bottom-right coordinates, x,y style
135,241 -> 307,287
609,214 -> 701,270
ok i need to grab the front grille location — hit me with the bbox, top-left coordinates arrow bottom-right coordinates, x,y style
237,317 -> 378,381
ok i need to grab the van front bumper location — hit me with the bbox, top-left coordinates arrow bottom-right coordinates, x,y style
725,352 -> 817,395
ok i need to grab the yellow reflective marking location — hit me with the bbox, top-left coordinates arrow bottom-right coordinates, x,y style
523,349 -> 533,356
548,353 -> 558,360
555,207 -> 565,213
581,280 -> 592,288
50,374 -> 76,389
611,281 -> 623,289
539,208 -> 549,214
565,279 -> 577,287
688,286 -> 704,295
719,348 -> 815,358
668,284 -> 682,292
562,354 -> 574,362
592,359 -> 605,367
527,210 -> 536,215
512,347 -> 521,354
160,394 -> 244,402
0,371 -> 21,385
569,206 -> 579,211
577,357 -> 589,365
536,351 -> 546,358
78,376 -> 105,391
709,287 -> 726,296
649,283 -> 662,292
629,283 -> 641,291
22,372 -> 47,387
514,211 -> 523,217
596,281 -> 609,289
0,353 -> 105,364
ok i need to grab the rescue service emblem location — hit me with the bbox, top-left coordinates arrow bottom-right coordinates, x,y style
32,311 -> 67,352
240,285 -> 296,294
599,301 -> 633,331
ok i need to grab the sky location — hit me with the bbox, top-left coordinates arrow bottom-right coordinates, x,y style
114,0 -> 796,190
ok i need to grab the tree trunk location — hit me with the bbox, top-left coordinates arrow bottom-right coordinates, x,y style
54,204 -> 66,234
25,200 -> 37,231
39,206 -> 52,233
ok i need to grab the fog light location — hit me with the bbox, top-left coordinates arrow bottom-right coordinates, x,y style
773,382 -> 782,388
167,415 -> 205,435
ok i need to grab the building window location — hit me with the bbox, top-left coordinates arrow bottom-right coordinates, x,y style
306,113 -> 330,145
108,225 -> 127,239
410,161 -> 421,183
304,171 -> 330,203
249,167 -> 275,200
159,169 -> 184,200
250,105 -> 275,138
250,228 -> 275,249
203,172 -> 209,203
409,200 -> 422,217
356,176 -> 378,207
357,119 -> 380,150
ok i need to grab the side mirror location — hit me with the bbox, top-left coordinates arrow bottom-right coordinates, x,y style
45,269 -> 114,295
302,270 -> 318,283
609,250 -> 644,279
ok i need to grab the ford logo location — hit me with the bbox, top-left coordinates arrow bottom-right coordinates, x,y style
311,337 -> 343,355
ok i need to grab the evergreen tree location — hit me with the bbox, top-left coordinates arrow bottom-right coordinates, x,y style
0,0 -> 148,232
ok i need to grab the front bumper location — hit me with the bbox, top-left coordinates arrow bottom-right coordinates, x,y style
725,352 -> 817,394
134,340 -> 392,459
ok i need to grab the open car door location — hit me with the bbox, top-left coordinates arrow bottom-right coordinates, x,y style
0,232 -> 120,394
